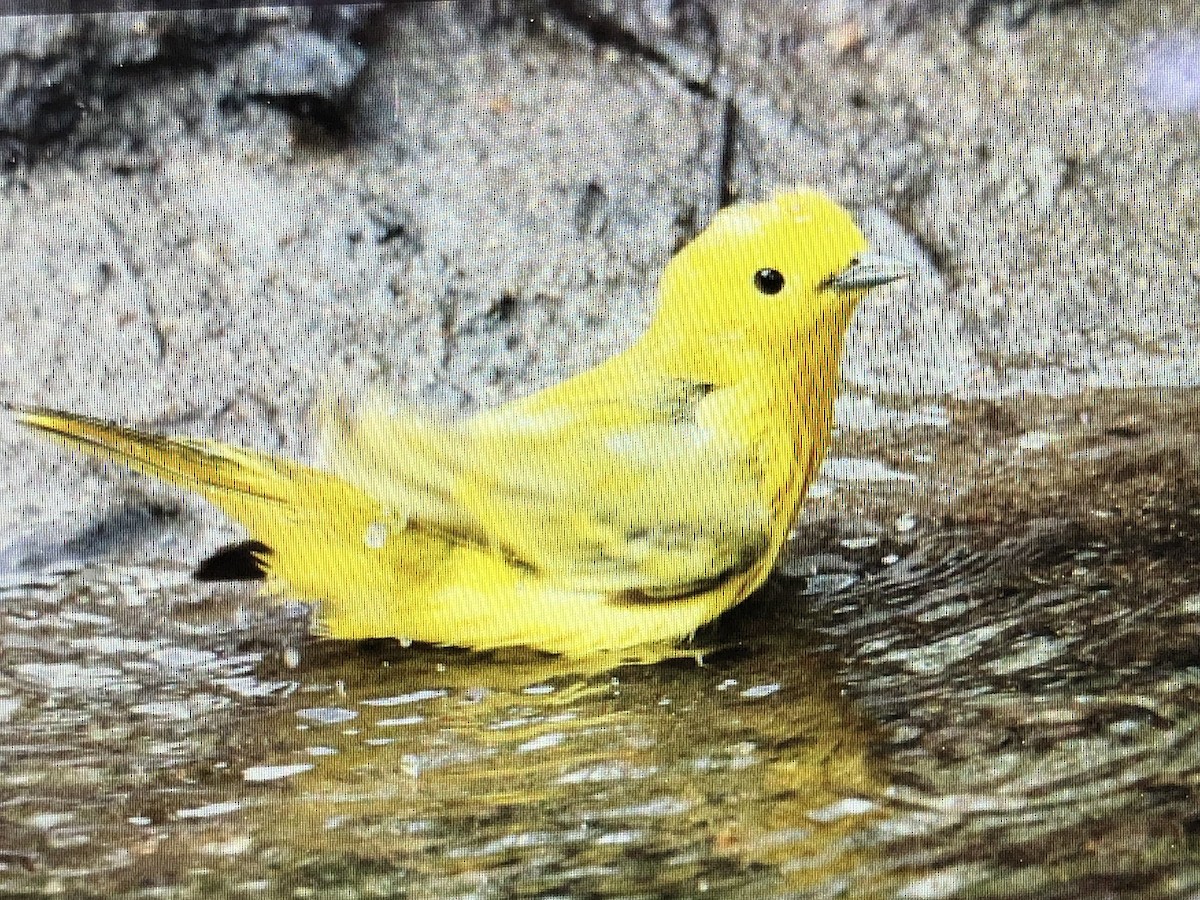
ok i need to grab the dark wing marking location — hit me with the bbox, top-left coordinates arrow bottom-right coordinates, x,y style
608,526 -> 770,604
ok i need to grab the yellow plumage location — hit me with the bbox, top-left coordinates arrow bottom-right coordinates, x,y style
10,189 -> 908,656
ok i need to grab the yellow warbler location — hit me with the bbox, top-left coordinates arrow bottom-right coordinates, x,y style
9,189 -> 908,656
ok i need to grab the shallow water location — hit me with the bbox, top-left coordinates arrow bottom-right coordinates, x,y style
3,389 -> 1200,898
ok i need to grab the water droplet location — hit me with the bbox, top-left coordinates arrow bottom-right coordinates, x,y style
364,522 -> 388,550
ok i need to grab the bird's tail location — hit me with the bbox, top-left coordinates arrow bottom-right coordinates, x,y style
7,403 -> 452,636
5,403 -> 309,522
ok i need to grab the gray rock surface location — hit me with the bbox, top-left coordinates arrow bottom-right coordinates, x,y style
0,7 -> 370,163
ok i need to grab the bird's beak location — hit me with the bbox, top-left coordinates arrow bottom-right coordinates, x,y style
827,253 -> 913,291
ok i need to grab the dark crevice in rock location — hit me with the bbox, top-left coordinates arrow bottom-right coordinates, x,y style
539,0 -> 719,98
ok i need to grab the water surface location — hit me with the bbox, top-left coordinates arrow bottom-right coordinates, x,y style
3,389 -> 1200,898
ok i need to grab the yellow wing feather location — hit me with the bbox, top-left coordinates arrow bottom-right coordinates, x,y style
321,367 -> 778,600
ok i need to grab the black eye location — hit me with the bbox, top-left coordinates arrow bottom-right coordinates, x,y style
753,268 -> 785,295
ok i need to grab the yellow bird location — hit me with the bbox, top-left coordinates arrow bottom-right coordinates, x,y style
9,189 -> 908,656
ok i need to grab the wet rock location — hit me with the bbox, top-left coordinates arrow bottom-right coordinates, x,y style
0,501 -> 178,576
0,6 -> 374,162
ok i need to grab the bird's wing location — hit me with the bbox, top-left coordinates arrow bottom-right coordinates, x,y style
321,377 -> 778,601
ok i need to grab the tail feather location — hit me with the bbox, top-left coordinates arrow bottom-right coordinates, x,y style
7,402 -> 462,634
6,403 -> 301,510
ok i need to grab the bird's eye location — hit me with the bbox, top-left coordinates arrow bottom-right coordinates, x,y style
753,268 -> 785,295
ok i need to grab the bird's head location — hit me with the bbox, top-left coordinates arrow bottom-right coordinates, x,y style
651,188 -> 910,358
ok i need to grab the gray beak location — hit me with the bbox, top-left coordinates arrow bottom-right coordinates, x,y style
827,252 -> 913,291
